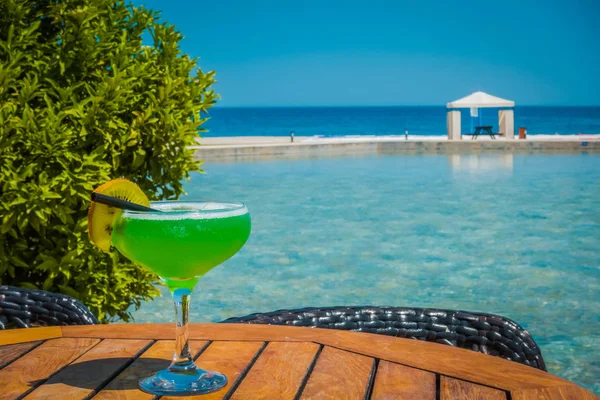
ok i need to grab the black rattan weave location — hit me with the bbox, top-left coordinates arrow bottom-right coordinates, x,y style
223,306 -> 546,371
0,285 -> 98,329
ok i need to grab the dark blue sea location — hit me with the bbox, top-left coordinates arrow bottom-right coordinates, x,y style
202,106 -> 600,137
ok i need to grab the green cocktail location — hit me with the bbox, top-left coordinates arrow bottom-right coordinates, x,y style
113,201 -> 251,290
112,201 -> 251,396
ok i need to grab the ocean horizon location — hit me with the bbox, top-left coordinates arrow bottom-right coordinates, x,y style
203,106 -> 600,137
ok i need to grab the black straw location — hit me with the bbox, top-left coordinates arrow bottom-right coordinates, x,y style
91,192 -> 159,212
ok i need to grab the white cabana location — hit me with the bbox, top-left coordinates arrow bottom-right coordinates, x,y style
446,91 -> 515,140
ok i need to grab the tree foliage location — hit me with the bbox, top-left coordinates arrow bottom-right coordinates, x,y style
0,0 -> 218,321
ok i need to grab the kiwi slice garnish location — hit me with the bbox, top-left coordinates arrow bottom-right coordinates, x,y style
88,178 -> 149,252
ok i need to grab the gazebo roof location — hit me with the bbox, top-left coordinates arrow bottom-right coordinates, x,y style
447,91 -> 514,108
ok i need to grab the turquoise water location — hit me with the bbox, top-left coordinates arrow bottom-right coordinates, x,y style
130,154 -> 600,394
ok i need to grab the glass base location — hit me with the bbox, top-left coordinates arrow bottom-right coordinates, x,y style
138,366 -> 228,396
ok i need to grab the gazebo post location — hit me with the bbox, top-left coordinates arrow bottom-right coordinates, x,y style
499,109 -> 515,139
447,110 -> 462,140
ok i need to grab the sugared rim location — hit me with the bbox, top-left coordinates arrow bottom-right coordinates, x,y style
121,201 -> 249,220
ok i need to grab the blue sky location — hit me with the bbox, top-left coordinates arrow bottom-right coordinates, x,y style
139,0 -> 599,106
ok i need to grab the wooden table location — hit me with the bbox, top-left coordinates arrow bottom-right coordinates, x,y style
0,324 -> 596,399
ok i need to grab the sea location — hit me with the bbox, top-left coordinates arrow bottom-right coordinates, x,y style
202,106 -> 600,137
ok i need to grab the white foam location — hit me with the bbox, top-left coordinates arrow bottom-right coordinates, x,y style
123,201 -> 249,220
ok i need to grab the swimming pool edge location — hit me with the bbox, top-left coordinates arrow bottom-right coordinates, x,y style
191,140 -> 600,162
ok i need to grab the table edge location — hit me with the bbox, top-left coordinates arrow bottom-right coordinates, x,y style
0,323 -> 595,398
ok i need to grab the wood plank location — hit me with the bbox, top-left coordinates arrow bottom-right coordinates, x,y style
163,341 -> 265,400
24,339 -> 152,399
230,342 -> 320,400
0,341 -> 41,369
512,385 -> 600,400
305,329 -> 568,393
441,376 -> 506,400
94,340 -> 207,400
300,346 -> 373,399
0,337 -> 99,399
0,327 -> 62,345
371,361 -> 436,400
61,324 -> 174,340
55,324 -> 596,395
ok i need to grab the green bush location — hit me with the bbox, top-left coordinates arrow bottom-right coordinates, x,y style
0,0 -> 218,321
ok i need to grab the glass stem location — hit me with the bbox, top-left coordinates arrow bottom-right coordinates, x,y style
170,287 -> 196,371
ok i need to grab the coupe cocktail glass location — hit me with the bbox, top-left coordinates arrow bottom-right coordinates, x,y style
112,201 -> 251,396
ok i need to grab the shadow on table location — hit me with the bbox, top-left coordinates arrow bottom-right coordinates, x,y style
30,358 -> 169,390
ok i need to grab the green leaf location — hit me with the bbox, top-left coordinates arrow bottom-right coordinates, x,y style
58,285 -> 79,298
37,258 -> 58,271
10,257 -> 29,268
19,282 -> 38,289
42,277 -> 54,291
41,192 -> 62,199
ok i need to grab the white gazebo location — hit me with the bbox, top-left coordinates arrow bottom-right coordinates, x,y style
446,91 -> 515,140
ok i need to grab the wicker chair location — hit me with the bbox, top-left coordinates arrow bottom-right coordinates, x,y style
0,286 -> 98,329
223,306 -> 546,371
